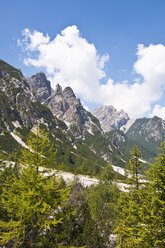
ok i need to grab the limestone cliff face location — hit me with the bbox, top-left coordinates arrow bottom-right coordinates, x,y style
0,59 -> 108,172
0,60 -> 56,131
45,84 -> 101,137
93,105 -> 130,132
126,116 -> 165,142
1,59 -> 165,165
27,72 -> 51,103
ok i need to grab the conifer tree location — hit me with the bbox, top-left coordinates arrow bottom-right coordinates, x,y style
115,145 -> 145,248
0,128 -> 71,248
143,142 -> 165,247
86,164 -> 119,247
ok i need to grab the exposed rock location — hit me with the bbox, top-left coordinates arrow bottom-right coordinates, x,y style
0,59 -> 130,171
92,105 -> 130,132
45,84 -> 102,136
27,72 -> 51,103
0,60 -> 56,131
127,116 -> 165,142
120,119 -> 135,133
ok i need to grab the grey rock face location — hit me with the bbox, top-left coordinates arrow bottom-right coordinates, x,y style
27,72 -> 51,103
26,71 -> 102,137
45,84 -> 101,136
0,60 -> 56,131
127,116 -> 165,142
93,105 -> 130,132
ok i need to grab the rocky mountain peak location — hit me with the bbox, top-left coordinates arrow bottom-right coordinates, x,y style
127,116 -> 165,142
54,83 -> 62,95
45,84 -> 87,125
63,86 -> 75,98
0,60 -> 56,131
92,105 -> 130,132
27,72 -> 51,103
44,84 -> 101,137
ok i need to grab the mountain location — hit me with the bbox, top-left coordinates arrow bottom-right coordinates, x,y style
93,105 -> 130,132
93,104 -> 165,162
106,116 -> 165,164
126,116 -> 165,142
0,59 -> 65,153
27,73 -> 126,167
1,58 -> 164,175
27,72 -> 102,137
27,72 -> 52,103
0,59 -> 126,176
125,116 -> 165,159
43,83 -> 102,137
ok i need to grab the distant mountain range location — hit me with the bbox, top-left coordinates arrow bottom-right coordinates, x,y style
0,59 -> 165,175
93,105 -> 165,162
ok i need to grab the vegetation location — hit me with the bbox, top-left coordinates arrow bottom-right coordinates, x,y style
0,127 -> 165,247
0,132 -> 21,153
0,59 -> 23,81
115,146 -> 146,247
115,144 -> 165,247
0,129 -> 72,247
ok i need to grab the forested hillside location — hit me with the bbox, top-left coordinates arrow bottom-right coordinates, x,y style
0,129 -> 164,247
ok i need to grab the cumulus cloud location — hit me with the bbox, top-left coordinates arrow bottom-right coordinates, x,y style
18,26 -> 165,119
151,105 -> 165,120
19,28 -> 50,51
18,25 -> 108,103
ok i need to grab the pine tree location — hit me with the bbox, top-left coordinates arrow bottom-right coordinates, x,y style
143,142 -> 165,247
0,128 -> 71,248
115,145 -> 146,248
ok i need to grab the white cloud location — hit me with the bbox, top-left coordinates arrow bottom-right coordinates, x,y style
134,44 -> 165,84
19,26 -> 165,119
19,26 -> 107,103
151,105 -> 165,120
18,28 -> 50,51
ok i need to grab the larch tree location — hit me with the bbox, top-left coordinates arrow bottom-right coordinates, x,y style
115,145 -> 146,248
143,142 -> 165,247
0,128 -> 72,248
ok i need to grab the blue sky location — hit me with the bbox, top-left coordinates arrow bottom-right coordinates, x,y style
1,0 -> 165,119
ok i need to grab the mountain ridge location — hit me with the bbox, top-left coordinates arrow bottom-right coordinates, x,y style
0,59 -> 119,176
93,105 -> 130,132
0,58 -> 165,174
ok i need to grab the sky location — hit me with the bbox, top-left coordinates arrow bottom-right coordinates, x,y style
1,0 -> 165,119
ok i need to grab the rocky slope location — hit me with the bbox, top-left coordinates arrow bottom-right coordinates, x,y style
126,116 -> 165,142
107,116 -> 165,162
1,59 -> 164,174
27,72 -> 52,103
29,76 -> 102,137
93,105 -> 130,132
0,59 -> 67,153
93,104 -> 165,161
0,59 -> 124,175
0,60 -> 45,130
